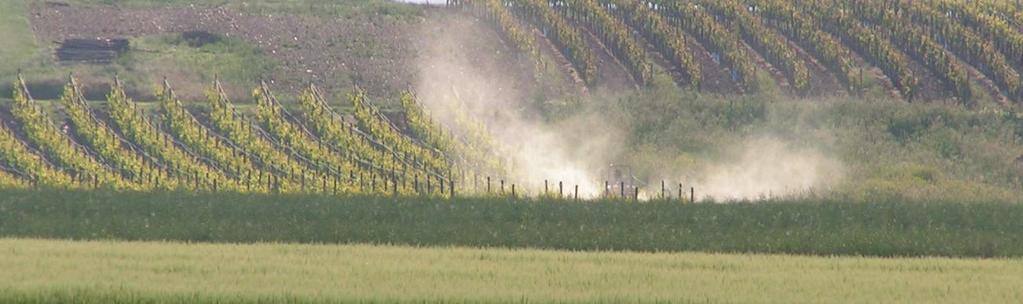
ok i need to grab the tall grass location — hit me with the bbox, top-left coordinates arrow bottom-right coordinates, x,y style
1,189 -> 1020,257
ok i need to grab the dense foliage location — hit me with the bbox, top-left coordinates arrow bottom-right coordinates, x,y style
1,189 -> 1022,257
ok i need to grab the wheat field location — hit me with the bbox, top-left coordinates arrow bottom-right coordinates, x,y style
1,238 -> 1021,303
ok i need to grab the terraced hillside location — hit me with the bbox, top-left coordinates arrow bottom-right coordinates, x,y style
4,0 -> 1023,196
454,0 -> 1023,103
16,0 -> 1023,104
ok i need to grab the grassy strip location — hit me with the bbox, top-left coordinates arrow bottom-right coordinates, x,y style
0,189 -> 1021,257
0,0 -> 36,76
2,238 -> 1023,303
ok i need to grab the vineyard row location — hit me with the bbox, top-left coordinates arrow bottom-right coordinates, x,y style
0,76 -> 507,196
451,0 -> 1023,103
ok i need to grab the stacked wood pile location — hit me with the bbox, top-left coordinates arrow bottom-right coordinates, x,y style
56,38 -> 129,63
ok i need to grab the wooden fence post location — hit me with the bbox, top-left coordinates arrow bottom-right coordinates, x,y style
679,183 -> 684,203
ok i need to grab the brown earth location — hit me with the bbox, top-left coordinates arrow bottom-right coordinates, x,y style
902,55 -> 951,102
687,42 -> 742,94
29,2 -> 439,102
579,28 -> 636,93
789,40 -> 845,97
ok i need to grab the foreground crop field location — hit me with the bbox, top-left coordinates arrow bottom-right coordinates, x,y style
1,238 -> 1021,303
2,189 -> 1022,257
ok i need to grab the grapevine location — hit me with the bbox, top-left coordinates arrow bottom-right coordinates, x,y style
513,0 -> 598,85
697,0 -> 810,93
797,0 -> 918,100
658,1 -> 759,92
559,0 -> 653,86
844,0 -> 972,102
60,77 -> 171,189
158,82 -> 273,193
0,117 -> 72,187
607,0 -> 701,88
10,76 -> 131,189
107,79 -> 236,191
746,0 -> 857,92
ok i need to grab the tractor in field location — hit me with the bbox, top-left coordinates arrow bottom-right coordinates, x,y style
601,164 -> 642,198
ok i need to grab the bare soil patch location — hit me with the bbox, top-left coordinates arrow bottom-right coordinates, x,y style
29,3 -> 433,101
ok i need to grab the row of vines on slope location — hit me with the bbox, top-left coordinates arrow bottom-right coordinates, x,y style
158,83 -> 274,193
206,82 -> 331,193
398,91 -> 506,182
557,0 -> 653,86
0,76 -> 506,195
60,77 -> 173,189
445,0 -> 1022,103
108,79 -> 238,190
0,116 -> 71,186
892,0 -> 1023,102
937,0 -> 1023,70
746,0 -> 856,92
605,0 -> 700,88
656,1 -> 759,92
297,86 -> 453,196
254,82 -> 384,194
458,0 -> 539,56
351,89 -> 453,186
512,0 -> 598,86
10,76 -> 130,188
456,0 -> 545,80
797,0 -> 918,100
696,0 -> 810,93
843,0 -> 973,102
0,166 -> 26,188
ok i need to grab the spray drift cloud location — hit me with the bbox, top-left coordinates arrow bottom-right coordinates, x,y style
410,14 -> 842,200
411,15 -> 610,198
689,138 -> 844,200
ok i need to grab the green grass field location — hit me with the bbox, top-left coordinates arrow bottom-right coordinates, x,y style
1,238 -> 1021,303
0,0 -> 37,76
2,189 -> 1022,257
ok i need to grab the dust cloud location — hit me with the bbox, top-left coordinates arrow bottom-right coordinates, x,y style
410,13 -> 842,200
411,13 -> 616,197
686,138 -> 843,201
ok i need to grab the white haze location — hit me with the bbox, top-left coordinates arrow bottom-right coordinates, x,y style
411,14 -> 842,200
687,138 -> 843,201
